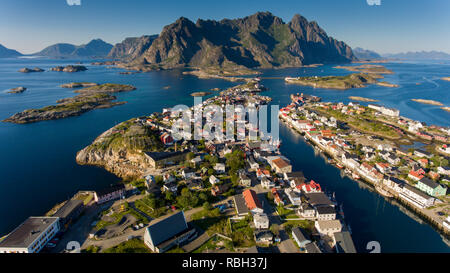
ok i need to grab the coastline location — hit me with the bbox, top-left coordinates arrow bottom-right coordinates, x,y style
279,115 -> 450,237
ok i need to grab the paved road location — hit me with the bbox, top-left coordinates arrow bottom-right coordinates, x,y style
253,184 -> 300,253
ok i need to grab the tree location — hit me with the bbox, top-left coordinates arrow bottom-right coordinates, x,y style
203,202 -> 212,211
270,224 -> 280,236
165,191 -> 174,203
186,152 -> 195,161
176,188 -> 199,209
225,150 -> 245,172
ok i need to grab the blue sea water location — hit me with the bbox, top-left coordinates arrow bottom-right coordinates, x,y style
0,58 -> 449,252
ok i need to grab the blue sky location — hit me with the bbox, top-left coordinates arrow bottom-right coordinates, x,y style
0,0 -> 449,54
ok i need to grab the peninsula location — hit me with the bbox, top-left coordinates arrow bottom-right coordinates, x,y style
3,84 -> 136,124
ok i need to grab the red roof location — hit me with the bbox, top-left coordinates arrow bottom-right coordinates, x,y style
243,189 -> 262,211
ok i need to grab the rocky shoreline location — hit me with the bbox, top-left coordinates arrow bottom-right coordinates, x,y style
3,83 -> 136,124
76,119 -> 163,179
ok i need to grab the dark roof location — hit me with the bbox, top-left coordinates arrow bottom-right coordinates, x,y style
53,199 -> 83,219
285,171 -> 305,179
419,177 -> 441,189
305,242 -> 322,253
254,230 -> 273,240
334,231 -> 357,253
95,184 -> 125,197
144,150 -> 188,161
233,195 -> 249,215
386,176 -> 404,185
304,192 -> 334,207
0,217 -> 59,249
415,149 -> 432,156
292,227 -> 310,243
146,211 -> 188,247
316,205 -> 336,215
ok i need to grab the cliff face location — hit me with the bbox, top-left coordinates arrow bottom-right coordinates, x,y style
122,12 -> 356,70
76,119 -> 164,179
108,35 -> 158,59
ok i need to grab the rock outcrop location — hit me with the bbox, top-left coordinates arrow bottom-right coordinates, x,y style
76,119 -> 164,179
8,87 -> 27,94
18,67 -> 44,73
51,65 -> 88,72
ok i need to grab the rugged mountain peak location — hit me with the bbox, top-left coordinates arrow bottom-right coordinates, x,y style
119,12 -> 356,70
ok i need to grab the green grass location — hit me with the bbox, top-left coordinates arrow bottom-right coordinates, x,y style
103,238 -> 151,253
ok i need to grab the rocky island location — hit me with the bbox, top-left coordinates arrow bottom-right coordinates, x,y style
60,82 -> 98,88
348,96 -> 379,102
18,67 -> 44,73
7,87 -> 27,94
51,65 -> 88,72
411,99 -> 444,106
334,64 -> 394,74
190,91 -> 212,97
3,83 -> 136,124
285,73 -> 379,90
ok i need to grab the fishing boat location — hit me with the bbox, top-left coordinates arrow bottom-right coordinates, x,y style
352,172 -> 360,180
336,163 -> 344,169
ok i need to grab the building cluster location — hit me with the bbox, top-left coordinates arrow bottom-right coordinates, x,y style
280,95 -> 449,215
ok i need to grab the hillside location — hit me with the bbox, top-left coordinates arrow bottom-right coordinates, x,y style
34,39 -> 113,58
0,44 -> 23,58
117,12 -> 356,72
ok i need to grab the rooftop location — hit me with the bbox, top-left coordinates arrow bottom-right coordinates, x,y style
53,199 -> 83,219
334,231 -> 357,253
0,217 -> 59,249
146,211 -> 188,247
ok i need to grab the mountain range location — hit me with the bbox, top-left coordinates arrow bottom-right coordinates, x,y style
33,39 -> 113,58
352,47 -> 382,60
111,12 -> 356,71
0,44 -> 23,58
383,51 -> 450,60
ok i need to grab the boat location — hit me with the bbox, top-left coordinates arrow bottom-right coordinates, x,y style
352,172 -> 360,180
336,163 -> 344,169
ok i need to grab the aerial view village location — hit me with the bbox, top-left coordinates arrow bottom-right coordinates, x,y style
1,78 -> 448,255
1,2 -> 450,263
